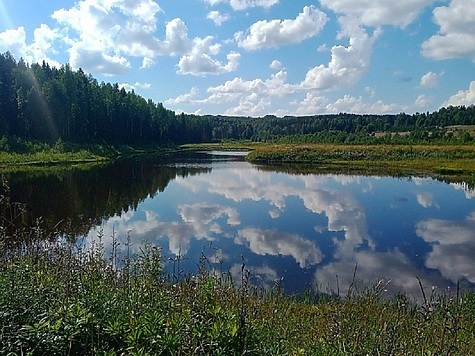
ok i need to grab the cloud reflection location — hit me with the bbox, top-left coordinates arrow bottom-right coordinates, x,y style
179,203 -> 240,226
313,248 -> 445,299
416,212 -> 475,284
450,182 -> 475,199
235,228 -> 323,268
416,192 -> 436,208
87,203 -> 241,255
229,262 -> 280,290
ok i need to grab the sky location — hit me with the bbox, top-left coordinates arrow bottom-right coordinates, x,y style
0,0 -> 474,117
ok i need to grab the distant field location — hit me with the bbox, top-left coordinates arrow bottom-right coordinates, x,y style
446,125 -> 475,137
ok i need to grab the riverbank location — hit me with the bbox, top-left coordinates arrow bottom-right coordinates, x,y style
183,142 -> 475,184
2,140 -> 475,184
1,235 -> 474,355
0,139 -> 176,171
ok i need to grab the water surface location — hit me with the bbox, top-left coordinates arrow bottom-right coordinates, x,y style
5,151 -> 475,298
86,152 -> 475,297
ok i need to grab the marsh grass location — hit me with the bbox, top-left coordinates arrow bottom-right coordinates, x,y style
0,191 -> 474,355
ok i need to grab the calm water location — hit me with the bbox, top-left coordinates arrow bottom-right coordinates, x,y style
5,151 -> 475,297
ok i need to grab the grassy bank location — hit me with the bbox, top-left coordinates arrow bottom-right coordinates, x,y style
245,144 -> 475,180
1,236 -> 474,355
0,137 -> 177,170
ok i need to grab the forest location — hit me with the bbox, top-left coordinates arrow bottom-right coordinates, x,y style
1,51 -> 475,146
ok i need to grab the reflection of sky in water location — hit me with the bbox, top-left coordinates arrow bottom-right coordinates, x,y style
87,159 -> 475,298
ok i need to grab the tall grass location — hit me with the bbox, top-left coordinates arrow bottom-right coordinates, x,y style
1,188 -> 474,354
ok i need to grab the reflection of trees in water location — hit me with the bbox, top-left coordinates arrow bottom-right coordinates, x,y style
256,163 -> 475,190
1,157 -> 211,239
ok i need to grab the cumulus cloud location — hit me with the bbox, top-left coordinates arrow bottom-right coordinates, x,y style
141,57 -> 155,69
48,0 -> 247,77
0,27 -> 27,57
420,71 -> 440,88
69,44 -> 131,75
269,60 -> 282,70
293,93 -> 400,116
236,6 -> 327,50
415,94 -> 430,109
177,37 -> 241,76
165,87 -> 199,106
207,11 -> 230,26
204,0 -> 279,11
204,70 -> 295,115
444,81 -> 475,107
0,25 -> 61,67
229,263 -> 280,290
422,0 -> 475,61
450,182 -> 475,199
328,95 -> 399,114
51,0 -> 169,72
118,82 -> 152,92
300,17 -> 378,91
320,0 -> 433,27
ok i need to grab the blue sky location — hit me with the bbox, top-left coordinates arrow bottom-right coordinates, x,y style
0,0 -> 474,116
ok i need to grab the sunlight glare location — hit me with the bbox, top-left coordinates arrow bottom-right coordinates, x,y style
0,0 -> 13,30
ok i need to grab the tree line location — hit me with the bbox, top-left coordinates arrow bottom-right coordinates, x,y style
1,52 -> 474,146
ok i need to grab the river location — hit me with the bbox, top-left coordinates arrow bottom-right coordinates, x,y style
3,151 -> 475,298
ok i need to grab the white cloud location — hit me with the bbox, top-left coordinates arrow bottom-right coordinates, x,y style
320,0 -> 433,27
51,1 -> 242,77
205,0 -> 279,11
414,94 -> 430,109
205,70 -> 295,115
207,11 -> 230,26
208,70 -> 293,96
300,17 -> 378,91
165,87 -> 199,105
422,0 -> 475,61
450,182 -> 475,199
177,37 -> 241,76
154,18 -> 193,56
294,93 -> 400,115
236,6 -> 327,50
51,1 -> 195,74
328,95 -> 399,114
269,60 -> 282,70
420,71 -> 439,88
51,0 -> 151,71
0,25 -> 61,67
141,57 -> 155,69
444,81 -> 475,107
118,82 -> 152,92
69,43 -> 131,75
0,27 -> 27,58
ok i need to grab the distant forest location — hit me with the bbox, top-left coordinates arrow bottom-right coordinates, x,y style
1,52 -> 474,146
